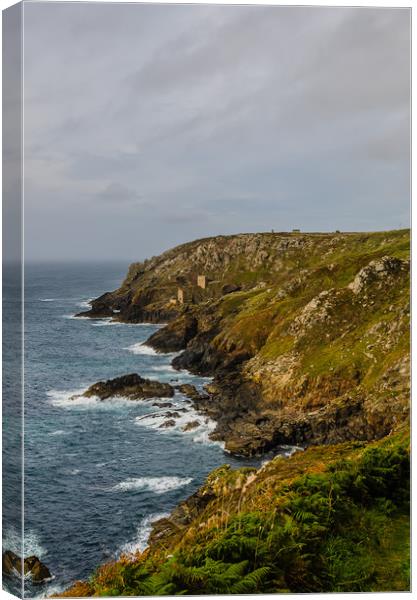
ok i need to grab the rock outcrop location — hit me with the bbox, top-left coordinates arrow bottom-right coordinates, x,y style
2,551 -> 51,584
348,256 -> 408,295
76,373 -> 174,401
147,315 -> 199,352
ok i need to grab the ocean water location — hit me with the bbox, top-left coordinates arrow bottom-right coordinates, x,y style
4,263 -> 267,598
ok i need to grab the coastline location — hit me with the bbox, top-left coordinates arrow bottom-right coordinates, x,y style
40,230 -> 410,595
76,230 -> 410,457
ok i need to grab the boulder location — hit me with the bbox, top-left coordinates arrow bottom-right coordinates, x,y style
79,373 -> 174,400
2,551 -> 51,584
182,420 -> 201,432
348,256 -> 408,295
176,384 -> 203,401
159,419 -> 176,428
24,556 -> 52,583
2,551 -> 17,576
164,411 -> 181,419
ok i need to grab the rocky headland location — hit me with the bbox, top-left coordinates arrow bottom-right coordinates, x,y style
77,230 -> 410,457
61,229 -> 410,595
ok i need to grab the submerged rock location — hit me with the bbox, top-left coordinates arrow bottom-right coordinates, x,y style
159,419 -> 176,428
182,420 -> 201,431
2,551 -> 51,584
164,411 -> 182,419
79,373 -> 174,400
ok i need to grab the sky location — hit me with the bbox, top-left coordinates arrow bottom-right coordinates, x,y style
21,2 -> 410,263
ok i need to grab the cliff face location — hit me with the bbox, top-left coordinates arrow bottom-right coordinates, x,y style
62,230 -> 410,597
78,232 -> 363,321
81,229 -> 410,456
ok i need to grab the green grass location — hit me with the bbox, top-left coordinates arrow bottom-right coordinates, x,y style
64,433 -> 409,596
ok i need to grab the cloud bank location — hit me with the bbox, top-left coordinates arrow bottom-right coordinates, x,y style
22,3 -> 410,262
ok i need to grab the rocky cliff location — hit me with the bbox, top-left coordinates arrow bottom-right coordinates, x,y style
79,229 -> 410,456
61,229 -> 410,596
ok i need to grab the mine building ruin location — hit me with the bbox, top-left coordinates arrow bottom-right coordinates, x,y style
197,275 -> 206,289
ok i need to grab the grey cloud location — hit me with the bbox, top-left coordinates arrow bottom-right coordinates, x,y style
20,3 -> 410,263
96,182 -> 143,204
157,209 -> 215,224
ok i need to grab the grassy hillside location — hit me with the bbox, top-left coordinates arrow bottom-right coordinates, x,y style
79,230 -> 409,326
65,229 -> 410,595
59,429 -> 410,596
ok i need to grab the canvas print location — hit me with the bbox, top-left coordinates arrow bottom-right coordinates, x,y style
2,1 -> 411,597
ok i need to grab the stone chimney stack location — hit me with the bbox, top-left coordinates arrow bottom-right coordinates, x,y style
197,275 -> 206,289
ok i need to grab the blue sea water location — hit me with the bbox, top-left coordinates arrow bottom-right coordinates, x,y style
4,263 -> 265,598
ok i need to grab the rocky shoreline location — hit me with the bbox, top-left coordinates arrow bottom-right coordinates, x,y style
73,231 -> 410,457
70,371 -> 215,435
48,230 -> 410,596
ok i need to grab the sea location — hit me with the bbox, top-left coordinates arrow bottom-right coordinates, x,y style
3,262 -> 281,598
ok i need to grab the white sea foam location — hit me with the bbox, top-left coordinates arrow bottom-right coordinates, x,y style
47,389 -> 137,410
112,476 -> 192,494
191,418 -> 223,447
48,429 -> 68,436
150,364 -> 176,372
135,396 -> 224,449
125,342 -> 179,358
76,298 -> 93,309
119,512 -> 169,556
39,298 -> 56,302
125,342 -> 157,355
3,527 -> 47,559
91,318 -> 124,327
47,388 -> 98,408
31,583 -> 62,599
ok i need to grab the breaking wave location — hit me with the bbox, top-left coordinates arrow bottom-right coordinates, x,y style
3,527 -> 47,559
76,298 -> 93,309
125,342 -> 157,355
135,395 -> 224,449
46,389 -> 138,411
112,476 -> 193,494
118,512 -> 169,556
48,429 -> 68,436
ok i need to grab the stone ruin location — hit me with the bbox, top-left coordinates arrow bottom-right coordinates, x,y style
197,275 -> 206,289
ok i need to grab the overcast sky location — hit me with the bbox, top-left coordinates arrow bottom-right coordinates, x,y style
22,2 -> 410,263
